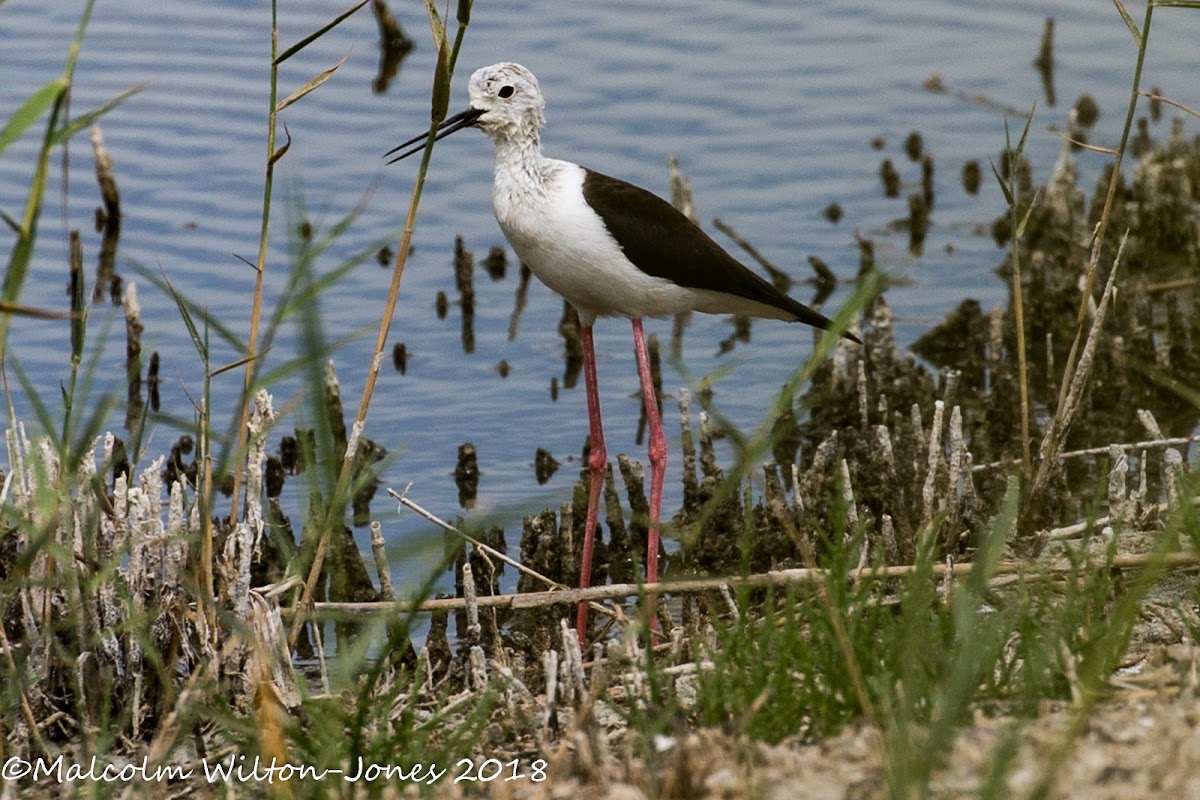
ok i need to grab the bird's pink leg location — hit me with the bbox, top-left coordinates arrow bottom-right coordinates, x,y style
576,323 -> 606,648
631,319 -> 665,638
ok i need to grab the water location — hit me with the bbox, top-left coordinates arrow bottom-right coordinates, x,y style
2,0 -> 1198,593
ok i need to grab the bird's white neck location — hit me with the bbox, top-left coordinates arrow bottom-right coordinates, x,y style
489,126 -> 548,194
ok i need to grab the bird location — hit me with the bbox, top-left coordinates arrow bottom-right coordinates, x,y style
387,62 -> 858,647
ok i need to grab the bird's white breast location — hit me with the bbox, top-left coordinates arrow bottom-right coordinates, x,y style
492,160 -> 703,325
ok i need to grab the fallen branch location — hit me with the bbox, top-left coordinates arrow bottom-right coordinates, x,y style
973,435 -> 1198,473
294,549 -> 1200,619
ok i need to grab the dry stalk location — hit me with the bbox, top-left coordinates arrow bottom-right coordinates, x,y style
369,521 -> 394,600
303,546 -> 1200,619
463,562 -> 481,646
1024,232 -> 1128,534
542,647 -> 559,739
776,464 -> 875,724
974,435 -> 1198,472
387,486 -> 617,623
920,400 -> 946,527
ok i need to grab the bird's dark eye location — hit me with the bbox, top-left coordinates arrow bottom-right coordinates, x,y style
498,85 -> 515,99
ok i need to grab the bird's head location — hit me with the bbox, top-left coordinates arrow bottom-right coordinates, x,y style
466,62 -> 545,141
386,62 -> 545,163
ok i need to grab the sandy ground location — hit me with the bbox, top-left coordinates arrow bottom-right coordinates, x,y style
431,661 -> 1200,799
427,567 -> 1200,800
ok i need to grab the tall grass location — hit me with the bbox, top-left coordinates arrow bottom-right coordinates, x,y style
0,1 -> 496,796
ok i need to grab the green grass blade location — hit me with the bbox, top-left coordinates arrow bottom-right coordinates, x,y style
274,0 -> 368,65
0,79 -> 67,155
51,84 -> 146,145
275,51 -> 350,113
9,358 -> 64,452
1112,0 -> 1142,42
1,0 -> 98,356
128,261 -> 248,358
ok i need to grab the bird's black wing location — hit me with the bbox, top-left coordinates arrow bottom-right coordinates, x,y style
581,168 -> 842,335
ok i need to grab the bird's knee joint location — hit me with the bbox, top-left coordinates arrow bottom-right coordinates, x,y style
648,439 -> 666,468
588,447 -> 608,475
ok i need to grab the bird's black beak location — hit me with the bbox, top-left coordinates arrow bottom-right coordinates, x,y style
384,106 -> 486,164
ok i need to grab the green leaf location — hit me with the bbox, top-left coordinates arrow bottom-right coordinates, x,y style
0,79 -> 67,156
1013,101 -> 1037,155
128,260 -> 247,359
50,83 -> 146,145
275,0 -> 368,65
1015,188 -> 1041,239
431,44 -> 450,124
276,50 -> 350,112
989,159 -> 1014,208
1112,0 -> 1141,43
424,0 -> 447,45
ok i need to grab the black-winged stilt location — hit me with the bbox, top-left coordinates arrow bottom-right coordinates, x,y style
388,62 -> 858,647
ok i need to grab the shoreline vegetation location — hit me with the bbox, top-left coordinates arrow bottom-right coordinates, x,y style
3,2 -> 1199,797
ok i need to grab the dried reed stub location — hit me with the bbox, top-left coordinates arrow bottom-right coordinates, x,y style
904,130 -> 924,162
482,244 -> 508,279
923,121 -> 1198,531
535,446 -> 560,484
147,351 -> 160,411
962,160 -> 981,195
91,125 -> 122,304
453,524 -> 507,647
454,442 -> 480,508
376,243 -> 392,266
908,193 -> 929,255
513,506 -> 576,667
123,282 -> 144,434
880,158 -> 901,198
0,392 -> 318,744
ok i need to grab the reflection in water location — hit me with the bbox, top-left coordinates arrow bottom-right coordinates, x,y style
454,442 -> 479,509
1034,17 -> 1057,108
481,245 -> 507,280
807,256 -> 837,305
507,263 -> 531,341
534,447 -> 559,485
908,194 -> 929,256
370,0 -> 413,95
148,351 -> 160,412
667,157 -> 696,359
880,158 -> 901,197
391,341 -> 407,373
558,301 -> 582,390
922,155 -> 935,211
453,236 -> 475,354
961,160 -> 982,195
